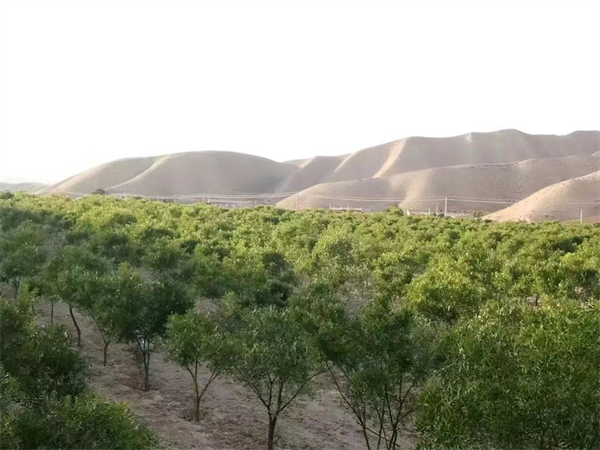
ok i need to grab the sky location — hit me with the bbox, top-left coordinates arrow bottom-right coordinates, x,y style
0,0 -> 599,184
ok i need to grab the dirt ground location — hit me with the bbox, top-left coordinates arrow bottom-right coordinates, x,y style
36,301 -> 417,450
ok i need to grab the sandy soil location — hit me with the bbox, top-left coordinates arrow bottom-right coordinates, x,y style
36,301 -> 417,450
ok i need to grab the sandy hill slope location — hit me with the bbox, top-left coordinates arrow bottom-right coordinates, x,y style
277,154 -> 600,212
486,171 -> 600,222
0,182 -> 48,193
38,129 -> 599,221
276,129 -> 599,191
41,152 -> 297,196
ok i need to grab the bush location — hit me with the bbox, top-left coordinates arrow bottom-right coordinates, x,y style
12,394 -> 157,450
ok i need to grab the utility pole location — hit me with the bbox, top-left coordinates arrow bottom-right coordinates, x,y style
444,197 -> 448,217
580,209 -> 583,224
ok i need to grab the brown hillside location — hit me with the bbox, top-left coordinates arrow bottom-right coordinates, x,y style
277,154 -> 600,213
485,171 -> 600,223
38,130 -> 599,221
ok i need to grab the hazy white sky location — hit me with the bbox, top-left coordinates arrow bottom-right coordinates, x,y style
1,0 -> 599,183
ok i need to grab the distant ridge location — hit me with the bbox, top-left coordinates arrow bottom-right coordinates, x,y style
37,129 -> 600,222
0,182 -> 48,193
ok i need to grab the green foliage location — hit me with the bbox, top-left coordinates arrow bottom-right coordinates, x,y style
107,265 -> 194,390
5,394 -> 156,450
0,298 -> 156,450
1,194 -> 599,449
0,221 -> 47,298
0,298 -> 87,398
417,298 -> 600,450
222,245 -> 297,307
45,244 -> 109,346
318,297 -> 432,450
223,304 -> 325,449
0,368 -> 22,450
165,310 -> 231,420
407,254 -> 487,322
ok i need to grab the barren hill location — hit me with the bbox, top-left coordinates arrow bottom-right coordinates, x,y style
39,152 -> 296,196
485,171 -> 600,223
0,182 -> 48,193
277,129 -> 599,192
38,129 -> 600,221
276,154 -> 600,213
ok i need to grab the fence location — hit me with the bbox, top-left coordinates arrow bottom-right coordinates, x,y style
48,189 -> 600,222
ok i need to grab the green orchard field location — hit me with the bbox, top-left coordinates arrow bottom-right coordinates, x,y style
1,191 -> 598,450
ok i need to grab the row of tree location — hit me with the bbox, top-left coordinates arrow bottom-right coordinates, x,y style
0,296 -> 157,449
0,191 -> 599,449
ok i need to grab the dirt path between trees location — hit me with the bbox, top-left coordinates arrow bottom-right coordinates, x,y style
36,301 -> 416,450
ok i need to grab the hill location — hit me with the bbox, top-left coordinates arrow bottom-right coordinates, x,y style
485,171 -> 600,223
0,182 -> 48,193
276,154 -> 599,212
37,129 -> 599,220
39,152 -> 296,197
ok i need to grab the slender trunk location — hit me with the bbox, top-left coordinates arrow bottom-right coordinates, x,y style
50,300 -> 54,325
103,340 -> 110,366
193,363 -> 201,421
68,304 -> 82,348
13,279 -> 20,300
143,341 -> 151,391
361,422 -> 372,450
267,414 -> 278,450
191,367 -> 217,422
194,384 -> 201,421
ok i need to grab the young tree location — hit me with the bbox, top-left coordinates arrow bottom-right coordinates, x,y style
46,245 -> 109,347
319,298 -> 430,450
0,297 -> 88,398
0,221 -> 47,299
78,273 -> 119,366
224,306 -> 324,450
109,265 -> 194,390
0,298 -> 156,450
165,310 -> 231,421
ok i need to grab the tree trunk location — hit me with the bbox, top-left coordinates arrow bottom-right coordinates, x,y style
267,415 -> 278,450
192,362 -> 201,421
68,304 -> 82,348
360,423 -> 372,450
13,279 -> 20,300
143,341 -> 151,391
192,366 -> 217,422
50,300 -> 54,325
103,340 -> 110,366
194,384 -> 201,422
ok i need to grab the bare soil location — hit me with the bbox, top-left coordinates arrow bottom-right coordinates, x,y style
36,301 -> 417,450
